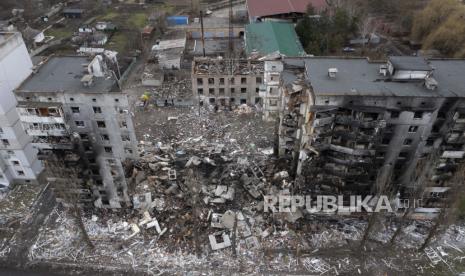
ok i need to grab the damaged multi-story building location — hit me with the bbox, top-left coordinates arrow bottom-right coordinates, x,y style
192,57 -> 264,106
15,55 -> 138,208
0,32 -> 43,187
278,56 -> 465,203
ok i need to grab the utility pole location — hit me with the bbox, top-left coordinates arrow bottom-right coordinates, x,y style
200,11 -> 206,57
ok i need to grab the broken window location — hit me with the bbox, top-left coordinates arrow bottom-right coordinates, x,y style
219,88 -> 225,95
0,128 -> 3,134
97,121 -> 106,128
48,108 -> 59,116
101,134 -> 110,141
256,87 -> 260,93
399,151 -> 409,158
391,111 -> 400,118
256,77 -> 262,84
27,108 -> 37,115
197,78 -> 203,85
70,97 -> 74,102
437,112 -> 446,119
230,98 -> 235,103
80,133 -> 89,139
230,78 -> 235,84
241,88 -> 247,93
209,98 -> 215,103
121,135 -> 130,141
12,160 -> 20,166
241,78 -> 247,84
16,170 -> 25,176
71,107 -> 80,113
104,147 -> 113,153
75,121 -> 85,127
413,111 -> 423,119
93,106 -> 102,113
240,99 -> 247,104
408,126 -> 419,133
120,121 -> 127,128
208,78 -> 214,85
270,99 -> 278,106
382,137 -> 390,145
230,88 -> 235,94
403,139 -> 413,145
426,138 -> 435,146
115,98 -> 119,102
198,88 -> 203,95
219,78 -> 225,85
92,98 -> 97,102
125,148 -> 133,154
209,88 -> 215,95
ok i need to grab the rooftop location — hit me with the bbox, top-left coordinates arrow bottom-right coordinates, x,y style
282,57 -> 465,98
245,22 -> 306,57
388,56 -> 432,71
247,0 -> 327,19
193,58 -> 264,75
17,56 -> 118,94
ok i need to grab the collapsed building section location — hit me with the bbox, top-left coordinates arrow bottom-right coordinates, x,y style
191,57 -> 264,106
15,55 -> 138,208
278,56 -> 465,205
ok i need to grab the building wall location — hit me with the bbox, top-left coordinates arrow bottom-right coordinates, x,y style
262,60 -> 283,121
191,59 -> 264,106
277,63 -> 465,202
0,32 -> 43,186
16,90 -> 137,208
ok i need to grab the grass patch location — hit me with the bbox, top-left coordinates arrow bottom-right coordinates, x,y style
100,11 -> 119,20
45,28 -> 73,39
108,33 -> 128,53
127,12 -> 148,29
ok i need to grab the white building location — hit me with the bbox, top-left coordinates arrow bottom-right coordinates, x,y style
261,58 -> 284,122
0,32 -> 43,187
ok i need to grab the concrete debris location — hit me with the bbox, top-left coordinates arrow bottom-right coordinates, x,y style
209,232 -> 231,251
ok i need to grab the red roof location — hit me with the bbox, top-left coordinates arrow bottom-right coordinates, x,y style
247,0 -> 327,18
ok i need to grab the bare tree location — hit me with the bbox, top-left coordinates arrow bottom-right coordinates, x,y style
390,149 -> 438,245
46,155 -> 94,249
419,162 -> 465,251
360,164 -> 392,249
184,169 -> 202,257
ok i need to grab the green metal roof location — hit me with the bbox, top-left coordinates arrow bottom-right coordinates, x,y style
245,22 -> 306,57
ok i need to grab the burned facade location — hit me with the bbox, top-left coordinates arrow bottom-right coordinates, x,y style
15,55 -> 138,208
192,58 -> 264,106
278,56 -> 465,202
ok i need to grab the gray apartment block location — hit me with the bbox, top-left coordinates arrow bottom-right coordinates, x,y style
0,32 -> 43,187
15,56 -> 138,208
278,56 -> 465,204
192,58 -> 264,106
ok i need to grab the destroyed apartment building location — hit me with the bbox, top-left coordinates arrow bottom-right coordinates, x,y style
0,32 -> 43,187
277,56 -> 465,206
192,57 -> 264,106
14,55 -> 138,208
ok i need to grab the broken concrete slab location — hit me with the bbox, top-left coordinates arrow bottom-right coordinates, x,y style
221,210 -> 236,229
209,232 -> 231,251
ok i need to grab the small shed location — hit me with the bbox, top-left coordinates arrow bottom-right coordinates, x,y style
63,8 -> 83,18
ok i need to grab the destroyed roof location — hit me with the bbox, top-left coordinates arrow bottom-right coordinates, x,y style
245,22 -> 306,57
17,56 -> 118,94
247,0 -> 327,18
287,57 -> 465,98
388,56 -> 432,71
